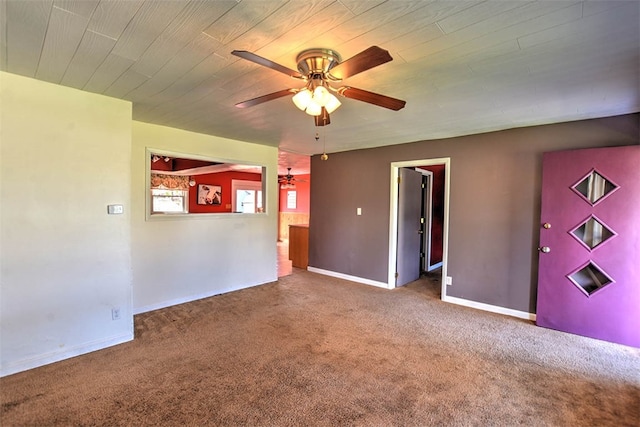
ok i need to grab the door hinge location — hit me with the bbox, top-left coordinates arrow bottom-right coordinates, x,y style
397,176 -> 401,184
422,182 -> 425,188
420,217 -> 424,224
395,272 -> 399,278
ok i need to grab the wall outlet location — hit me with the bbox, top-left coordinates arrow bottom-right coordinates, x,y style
111,307 -> 121,320
445,276 -> 452,286
357,207 -> 362,215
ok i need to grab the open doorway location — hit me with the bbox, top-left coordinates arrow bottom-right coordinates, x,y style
388,158 -> 450,299
416,165 -> 445,272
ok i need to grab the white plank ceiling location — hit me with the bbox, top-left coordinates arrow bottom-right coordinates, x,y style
1,0 -> 639,174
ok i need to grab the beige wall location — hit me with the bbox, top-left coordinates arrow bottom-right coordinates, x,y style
0,72 -> 280,377
131,122 -> 279,313
0,72 -> 133,376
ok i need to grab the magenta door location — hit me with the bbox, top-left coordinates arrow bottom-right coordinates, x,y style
536,145 -> 640,347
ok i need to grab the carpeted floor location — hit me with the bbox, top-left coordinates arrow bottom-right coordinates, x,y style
1,269 -> 639,426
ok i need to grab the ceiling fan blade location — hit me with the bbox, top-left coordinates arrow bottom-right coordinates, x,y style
337,86 -> 406,111
231,50 -> 303,79
328,46 -> 393,80
314,107 -> 330,126
235,89 -> 296,108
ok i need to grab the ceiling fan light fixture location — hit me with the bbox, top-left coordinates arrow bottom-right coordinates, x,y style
305,100 -> 322,116
297,86 -> 340,115
314,107 -> 331,126
324,93 -> 341,114
312,86 -> 331,106
292,89 -> 312,111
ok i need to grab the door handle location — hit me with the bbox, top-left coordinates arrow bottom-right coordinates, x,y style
538,246 -> 551,253
417,230 -> 424,234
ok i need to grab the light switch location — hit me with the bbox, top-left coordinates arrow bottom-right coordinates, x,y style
357,207 -> 362,215
107,204 -> 124,215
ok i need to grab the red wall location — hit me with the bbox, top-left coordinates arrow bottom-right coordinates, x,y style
279,174 -> 310,213
151,158 -> 215,172
189,171 -> 261,213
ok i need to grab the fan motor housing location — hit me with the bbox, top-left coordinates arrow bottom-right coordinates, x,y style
296,48 -> 341,77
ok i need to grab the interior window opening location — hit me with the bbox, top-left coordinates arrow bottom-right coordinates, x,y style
147,150 -> 266,218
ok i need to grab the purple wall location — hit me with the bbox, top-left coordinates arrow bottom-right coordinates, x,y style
309,114 -> 639,313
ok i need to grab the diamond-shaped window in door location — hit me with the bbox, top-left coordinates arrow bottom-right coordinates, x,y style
571,169 -> 618,206
568,261 -> 614,297
570,215 -> 616,251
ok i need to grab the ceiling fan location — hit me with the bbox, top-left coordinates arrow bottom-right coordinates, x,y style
278,168 -> 306,188
231,46 -> 406,126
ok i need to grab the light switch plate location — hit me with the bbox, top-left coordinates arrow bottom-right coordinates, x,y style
107,204 -> 124,215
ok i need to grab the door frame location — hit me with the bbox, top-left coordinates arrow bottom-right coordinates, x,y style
388,158 -> 451,299
416,168 -> 440,272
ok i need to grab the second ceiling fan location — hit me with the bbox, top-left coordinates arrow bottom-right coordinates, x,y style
231,46 -> 406,126
278,167 -> 306,189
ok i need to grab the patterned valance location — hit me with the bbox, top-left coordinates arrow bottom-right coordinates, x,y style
150,174 -> 190,190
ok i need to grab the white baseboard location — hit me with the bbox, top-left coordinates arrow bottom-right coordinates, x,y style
134,290 -> 223,315
306,267 -> 535,321
133,281 -> 270,315
442,295 -> 536,321
1,332 -> 134,378
307,266 -> 391,289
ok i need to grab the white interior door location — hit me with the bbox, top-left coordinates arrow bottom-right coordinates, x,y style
396,168 -> 423,287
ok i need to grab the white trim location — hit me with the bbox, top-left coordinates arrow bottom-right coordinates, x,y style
304,267 -> 536,322
389,159 -> 451,299
1,332 -> 134,377
388,166 -> 400,286
307,266 -> 391,289
144,148 -> 269,220
415,168 -> 434,273
428,261 -> 443,272
443,295 -> 536,321
133,281 -> 267,315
